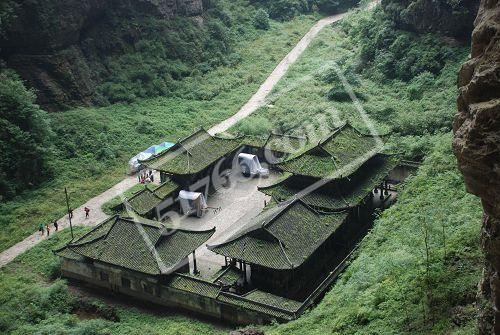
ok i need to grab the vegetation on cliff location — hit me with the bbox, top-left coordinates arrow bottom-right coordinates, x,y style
0,69 -> 53,199
381,0 -> 479,39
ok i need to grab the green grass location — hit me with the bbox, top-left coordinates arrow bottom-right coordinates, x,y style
232,8 -> 467,156
0,8 -> 319,251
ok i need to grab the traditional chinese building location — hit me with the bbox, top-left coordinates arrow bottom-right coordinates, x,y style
56,123 -> 406,325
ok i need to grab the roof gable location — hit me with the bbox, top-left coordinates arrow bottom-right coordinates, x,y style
142,129 -> 242,175
209,200 -> 347,269
277,123 -> 384,180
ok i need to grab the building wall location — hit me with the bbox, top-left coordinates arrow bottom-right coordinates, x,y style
60,258 -> 287,325
250,195 -> 378,300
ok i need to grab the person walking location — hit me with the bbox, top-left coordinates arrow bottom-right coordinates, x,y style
38,223 -> 44,236
53,219 -> 58,232
69,208 -> 73,219
84,206 -> 90,219
45,224 -> 50,237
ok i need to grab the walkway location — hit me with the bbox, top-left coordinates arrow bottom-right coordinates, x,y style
0,3 -> 376,268
207,14 -> 345,135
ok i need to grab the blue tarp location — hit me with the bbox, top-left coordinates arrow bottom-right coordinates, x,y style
128,141 -> 175,173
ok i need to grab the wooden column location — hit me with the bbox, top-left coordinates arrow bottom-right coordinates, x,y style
192,251 -> 199,274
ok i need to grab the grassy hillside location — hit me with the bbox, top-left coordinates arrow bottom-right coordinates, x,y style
0,1 -> 319,251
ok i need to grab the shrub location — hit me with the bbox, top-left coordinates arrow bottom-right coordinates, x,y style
0,69 -> 53,200
253,8 -> 270,30
234,115 -> 273,135
343,8 -> 462,81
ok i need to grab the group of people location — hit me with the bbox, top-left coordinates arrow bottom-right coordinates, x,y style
139,169 -> 155,183
38,206 -> 91,238
38,219 -> 58,237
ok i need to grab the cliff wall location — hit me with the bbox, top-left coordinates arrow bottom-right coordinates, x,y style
453,0 -> 500,333
0,0 -> 203,110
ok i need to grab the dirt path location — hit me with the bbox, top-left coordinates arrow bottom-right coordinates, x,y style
0,4 -> 376,268
207,13 -> 346,135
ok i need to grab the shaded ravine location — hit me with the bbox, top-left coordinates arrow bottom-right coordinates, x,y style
0,3 -> 377,268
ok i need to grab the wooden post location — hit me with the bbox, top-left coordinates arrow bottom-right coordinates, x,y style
192,251 -> 199,274
64,187 -> 74,240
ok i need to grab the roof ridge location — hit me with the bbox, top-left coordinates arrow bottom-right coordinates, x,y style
68,216 -> 119,248
276,238 -> 295,269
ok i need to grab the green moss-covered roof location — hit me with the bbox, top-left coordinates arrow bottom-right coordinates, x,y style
264,133 -> 307,154
125,180 -> 179,215
127,188 -> 162,215
150,179 -> 179,198
167,274 -> 221,298
277,123 -> 384,179
209,200 -> 348,269
217,292 -> 298,320
55,216 -> 214,275
214,266 -> 243,286
166,275 -> 300,320
142,129 -> 242,175
261,154 -> 398,210
243,290 -> 302,312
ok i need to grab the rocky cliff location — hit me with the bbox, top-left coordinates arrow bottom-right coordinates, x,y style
381,0 -> 480,40
0,0 -> 203,110
453,0 -> 500,333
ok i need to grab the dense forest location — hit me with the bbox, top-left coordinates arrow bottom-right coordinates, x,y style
0,0 -> 491,334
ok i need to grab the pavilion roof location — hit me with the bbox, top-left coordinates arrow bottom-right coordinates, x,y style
55,215 -> 214,275
142,129 -> 243,175
277,123 -> 384,180
125,179 -> 179,215
208,200 -> 348,270
260,154 -> 398,210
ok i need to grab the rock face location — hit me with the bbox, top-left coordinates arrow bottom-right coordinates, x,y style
453,0 -> 500,333
0,0 -> 203,110
382,0 -> 480,40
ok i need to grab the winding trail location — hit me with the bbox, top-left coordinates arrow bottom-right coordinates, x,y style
0,4 -> 374,268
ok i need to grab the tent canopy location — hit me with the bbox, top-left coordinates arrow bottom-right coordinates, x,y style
179,190 -> 207,218
238,153 -> 269,176
128,141 -> 175,173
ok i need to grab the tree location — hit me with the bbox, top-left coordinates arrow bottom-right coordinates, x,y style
253,8 -> 270,30
0,69 -> 52,199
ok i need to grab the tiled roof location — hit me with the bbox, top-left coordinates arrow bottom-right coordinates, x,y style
142,129 -> 242,175
209,200 -> 348,269
261,154 -> 398,210
217,292 -> 298,320
243,290 -> 302,312
127,188 -> 162,215
55,216 -> 214,275
125,180 -> 179,215
166,275 -> 300,320
277,123 -> 383,179
213,266 -> 243,286
264,133 -> 308,154
167,274 -> 221,298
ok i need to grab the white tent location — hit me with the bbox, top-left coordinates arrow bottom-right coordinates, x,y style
179,190 -> 207,218
238,153 -> 269,177
128,152 -> 153,174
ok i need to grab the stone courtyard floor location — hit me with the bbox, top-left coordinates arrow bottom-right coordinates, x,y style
178,172 -> 280,279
